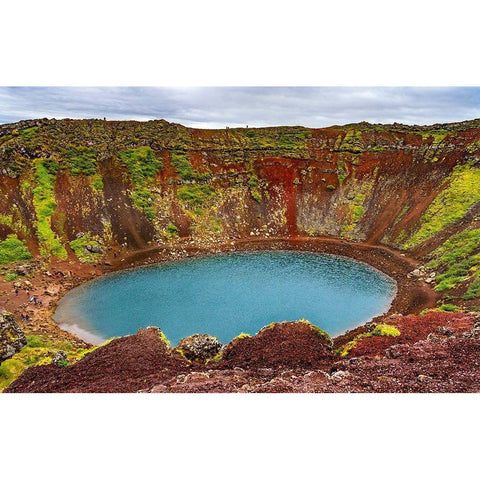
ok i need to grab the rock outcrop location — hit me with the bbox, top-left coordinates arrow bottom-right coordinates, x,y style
176,334 -> 222,361
0,311 -> 27,363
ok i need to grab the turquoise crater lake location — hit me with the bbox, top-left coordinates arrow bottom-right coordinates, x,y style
53,251 -> 397,345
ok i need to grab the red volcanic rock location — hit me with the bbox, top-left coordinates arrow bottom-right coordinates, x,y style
215,320 -> 334,370
5,315 -> 480,393
6,327 -> 190,393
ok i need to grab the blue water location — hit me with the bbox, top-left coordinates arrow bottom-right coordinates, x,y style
53,251 -> 396,345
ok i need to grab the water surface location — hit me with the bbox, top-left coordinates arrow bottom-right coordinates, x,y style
54,251 -> 396,345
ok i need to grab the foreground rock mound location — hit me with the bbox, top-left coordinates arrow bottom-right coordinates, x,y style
5,327 -> 190,393
0,311 -> 27,362
5,315 -> 480,393
217,321 -> 334,370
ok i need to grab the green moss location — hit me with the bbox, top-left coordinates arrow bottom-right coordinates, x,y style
118,147 -> 162,219
427,228 -> 480,295
299,319 -> 333,347
438,303 -> 461,312
234,332 -> 251,340
336,323 -> 400,357
337,160 -> 348,183
0,213 -> 28,235
131,187 -> 155,220
91,174 -> 104,191
0,234 -> 32,264
63,145 -> 98,176
403,164 -> 480,249
119,146 -> 163,183
326,184 -> 336,191
5,272 -> 19,281
177,184 -> 215,207
236,128 -> 310,157
69,233 -> 103,263
171,149 -> 210,181
464,275 -> 480,300
0,334 -> 93,392
166,222 -> 179,237
340,178 -> 374,240
335,130 -> 365,153
206,351 -> 223,364
416,129 -> 448,143
19,126 -> 39,140
158,330 -> 171,347
371,324 -> 401,337
32,161 -> 67,259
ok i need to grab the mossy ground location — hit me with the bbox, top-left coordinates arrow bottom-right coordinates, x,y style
336,323 -> 401,357
426,228 -> 480,299
403,163 -> 480,249
69,233 -> 103,263
0,335 -> 94,392
118,147 -> 163,219
32,160 -> 67,259
0,234 -> 31,264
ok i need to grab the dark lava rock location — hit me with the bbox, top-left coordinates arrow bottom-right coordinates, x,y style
0,311 -> 27,362
177,334 -> 223,362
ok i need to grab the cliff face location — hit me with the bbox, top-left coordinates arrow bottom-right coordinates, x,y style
1,118 -> 479,303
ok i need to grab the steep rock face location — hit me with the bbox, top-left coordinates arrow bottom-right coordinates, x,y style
0,118 -> 479,302
0,311 -> 27,362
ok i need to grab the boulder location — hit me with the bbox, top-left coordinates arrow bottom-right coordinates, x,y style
52,351 -> 68,366
0,311 -> 27,363
176,334 -> 223,362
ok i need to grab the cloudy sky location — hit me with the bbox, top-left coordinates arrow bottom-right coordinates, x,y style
2,87 -> 480,128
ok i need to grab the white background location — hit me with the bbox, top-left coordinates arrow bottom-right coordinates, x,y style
1,1 -> 478,479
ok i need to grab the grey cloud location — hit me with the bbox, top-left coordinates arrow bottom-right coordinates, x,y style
1,87 -> 480,128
